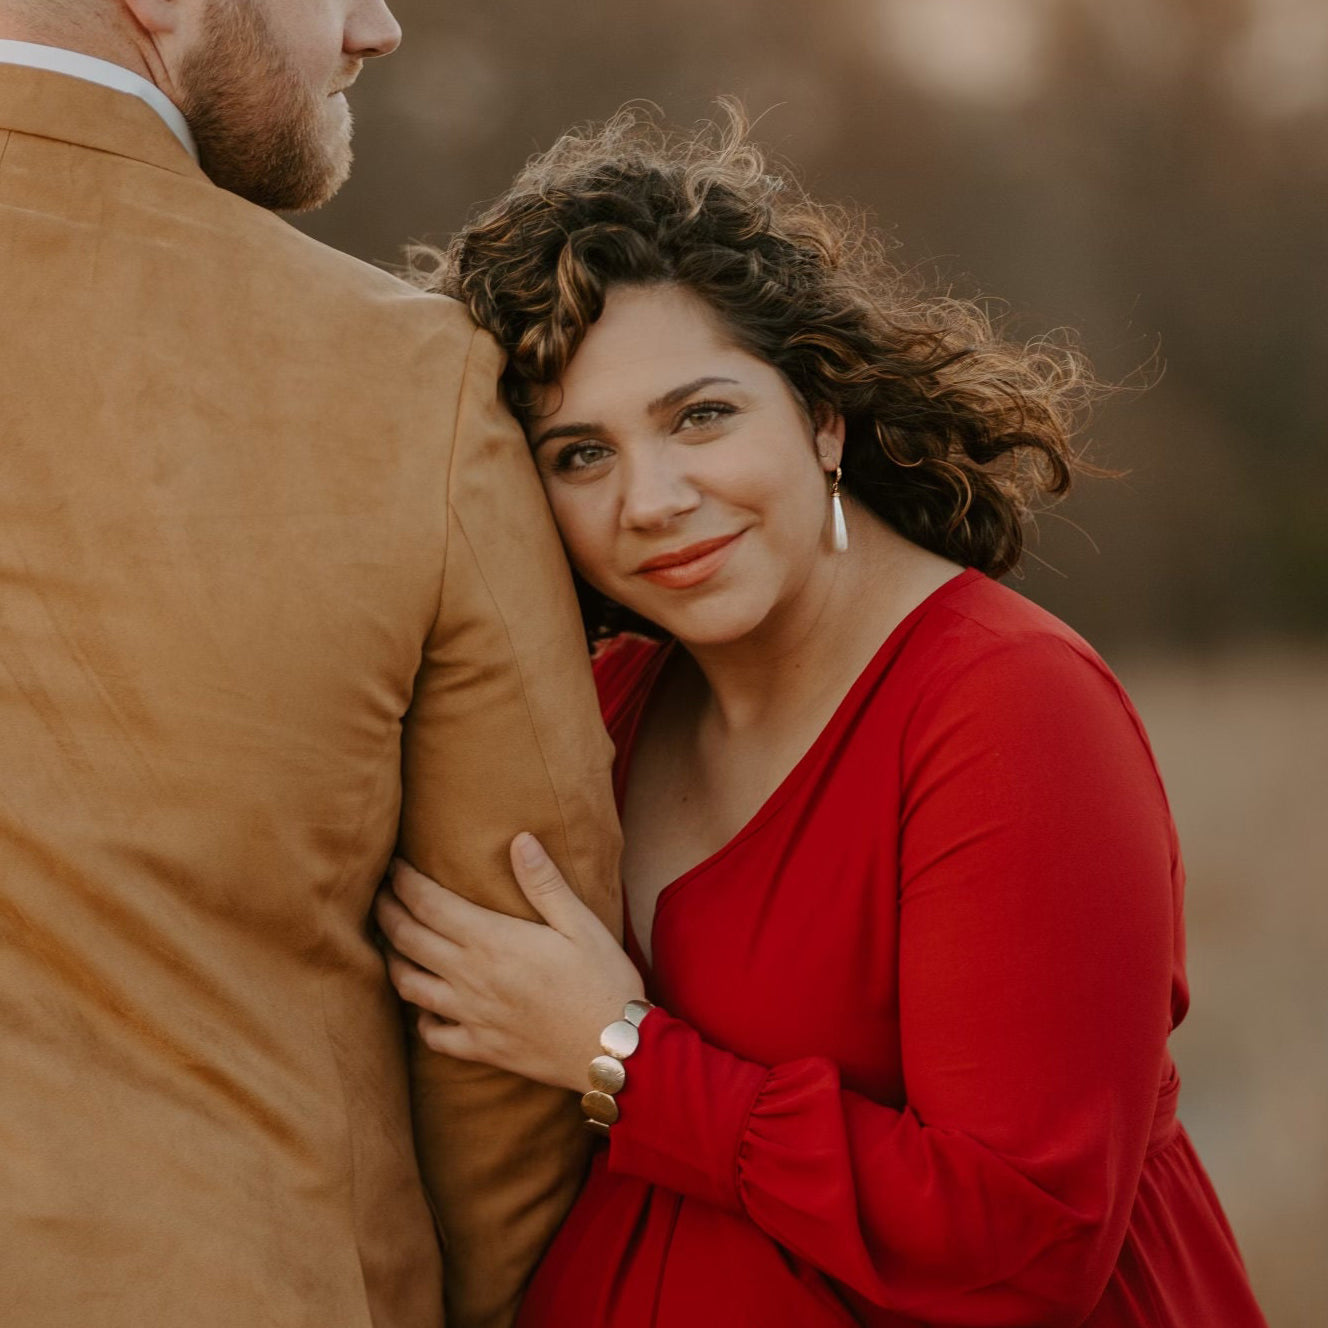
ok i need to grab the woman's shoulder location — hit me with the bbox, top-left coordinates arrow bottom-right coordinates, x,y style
591,632 -> 671,728
892,572 -> 1181,865
898,572 -> 1159,775
913,571 -> 1118,689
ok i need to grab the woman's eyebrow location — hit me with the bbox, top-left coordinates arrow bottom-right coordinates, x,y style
646,376 -> 739,415
531,420 -> 599,452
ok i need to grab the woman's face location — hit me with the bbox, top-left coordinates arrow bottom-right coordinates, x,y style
529,283 -> 844,648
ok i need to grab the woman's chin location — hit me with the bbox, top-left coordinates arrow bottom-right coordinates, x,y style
632,598 -> 769,650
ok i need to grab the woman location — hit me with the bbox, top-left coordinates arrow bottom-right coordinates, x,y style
377,111 -> 1267,1326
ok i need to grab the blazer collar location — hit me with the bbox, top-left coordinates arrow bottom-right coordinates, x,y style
0,62 -> 205,179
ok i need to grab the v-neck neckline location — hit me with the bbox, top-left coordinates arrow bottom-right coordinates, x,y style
617,567 -> 980,977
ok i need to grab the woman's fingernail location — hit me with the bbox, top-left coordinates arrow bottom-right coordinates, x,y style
516,833 -> 545,868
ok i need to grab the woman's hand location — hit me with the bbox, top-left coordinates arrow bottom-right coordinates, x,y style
376,833 -> 645,1094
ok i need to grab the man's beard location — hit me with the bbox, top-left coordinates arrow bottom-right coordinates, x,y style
178,0 -> 354,213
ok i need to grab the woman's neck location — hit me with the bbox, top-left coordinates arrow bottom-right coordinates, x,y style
678,511 -> 961,737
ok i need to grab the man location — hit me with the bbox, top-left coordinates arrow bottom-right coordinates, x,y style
0,3 -> 621,1326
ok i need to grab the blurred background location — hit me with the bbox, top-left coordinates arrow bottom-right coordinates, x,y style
298,1 -> 1327,1320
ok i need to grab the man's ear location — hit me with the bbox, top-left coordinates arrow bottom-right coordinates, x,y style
119,0 -> 183,37
122,0 -> 212,46
119,0 -> 208,84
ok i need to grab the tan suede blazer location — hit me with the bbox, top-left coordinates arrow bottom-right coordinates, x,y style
0,65 -> 620,1328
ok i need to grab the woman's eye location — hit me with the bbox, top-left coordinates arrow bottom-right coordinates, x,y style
551,441 -> 612,474
678,401 -> 735,431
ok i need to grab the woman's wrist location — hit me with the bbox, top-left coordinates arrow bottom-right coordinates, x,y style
551,979 -> 648,1093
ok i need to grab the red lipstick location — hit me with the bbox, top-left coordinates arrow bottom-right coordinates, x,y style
635,533 -> 742,590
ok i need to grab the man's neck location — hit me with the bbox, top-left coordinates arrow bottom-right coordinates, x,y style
0,21 -> 156,85
0,36 -> 199,162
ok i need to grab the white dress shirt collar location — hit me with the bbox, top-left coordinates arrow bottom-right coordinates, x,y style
0,39 -> 197,162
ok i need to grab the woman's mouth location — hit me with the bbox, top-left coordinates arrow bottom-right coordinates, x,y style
635,532 -> 743,590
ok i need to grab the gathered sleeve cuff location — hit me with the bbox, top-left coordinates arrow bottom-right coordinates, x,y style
606,1007 -> 769,1214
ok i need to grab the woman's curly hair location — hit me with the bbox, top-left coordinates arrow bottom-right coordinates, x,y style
415,104 -> 1102,642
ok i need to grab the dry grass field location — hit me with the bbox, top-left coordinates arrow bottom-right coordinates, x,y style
1116,647 -> 1328,1327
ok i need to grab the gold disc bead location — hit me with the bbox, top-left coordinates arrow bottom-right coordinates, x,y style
600,1019 -> 641,1060
580,1090 -> 620,1126
588,1055 -> 627,1093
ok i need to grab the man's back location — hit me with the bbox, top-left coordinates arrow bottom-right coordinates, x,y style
0,65 -> 619,1327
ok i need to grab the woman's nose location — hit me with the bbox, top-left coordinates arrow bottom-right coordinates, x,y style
618,450 -> 701,531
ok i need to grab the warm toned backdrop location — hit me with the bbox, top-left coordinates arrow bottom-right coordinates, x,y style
297,3 -> 1327,1321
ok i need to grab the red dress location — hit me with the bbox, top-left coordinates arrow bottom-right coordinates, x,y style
519,569 -> 1266,1327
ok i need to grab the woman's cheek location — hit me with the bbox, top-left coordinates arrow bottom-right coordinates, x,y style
551,492 -> 617,592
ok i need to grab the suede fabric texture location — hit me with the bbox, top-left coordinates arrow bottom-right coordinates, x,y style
0,64 -> 621,1328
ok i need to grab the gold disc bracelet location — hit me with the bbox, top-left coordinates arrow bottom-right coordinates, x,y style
581,999 -> 654,1136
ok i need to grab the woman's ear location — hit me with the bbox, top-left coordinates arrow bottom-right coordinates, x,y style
813,404 -> 846,473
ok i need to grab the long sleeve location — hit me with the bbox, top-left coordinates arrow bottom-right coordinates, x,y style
606,633 -> 1179,1326
399,328 -> 622,1328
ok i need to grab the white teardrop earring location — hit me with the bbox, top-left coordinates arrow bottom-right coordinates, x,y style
830,466 -> 849,553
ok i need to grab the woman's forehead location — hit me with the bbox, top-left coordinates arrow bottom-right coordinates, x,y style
534,286 -> 762,421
